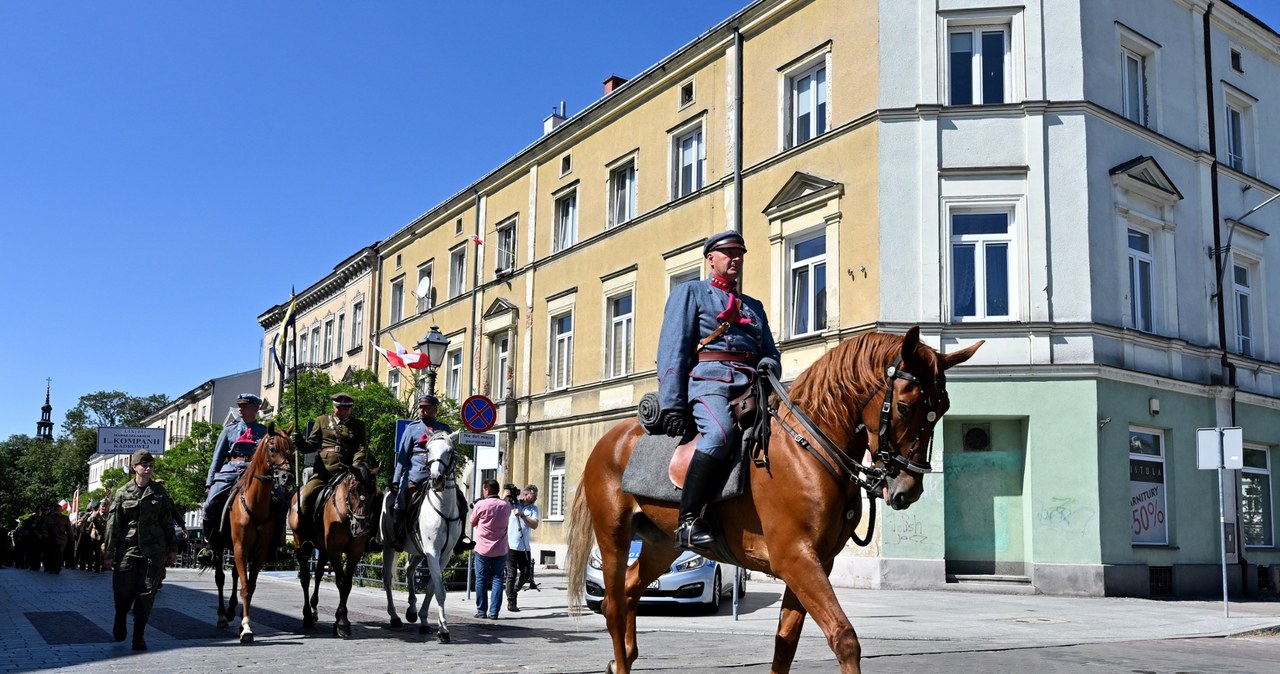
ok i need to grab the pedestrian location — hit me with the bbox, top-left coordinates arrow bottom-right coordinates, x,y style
295,392 -> 371,543
103,449 -> 179,651
81,500 -> 107,573
469,479 -> 511,619
656,231 -> 780,550
504,484 -> 540,612
40,502 -> 71,574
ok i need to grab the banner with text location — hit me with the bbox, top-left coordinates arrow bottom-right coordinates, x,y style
97,427 -> 166,456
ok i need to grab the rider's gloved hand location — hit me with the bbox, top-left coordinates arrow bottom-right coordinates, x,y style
659,409 -> 687,437
291,432 -> 307,450
757,357 -> 780,377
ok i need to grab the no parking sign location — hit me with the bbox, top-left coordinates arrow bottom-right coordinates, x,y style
460,395 -> 497,433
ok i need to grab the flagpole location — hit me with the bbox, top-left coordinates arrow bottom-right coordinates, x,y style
292,314 -> 300,487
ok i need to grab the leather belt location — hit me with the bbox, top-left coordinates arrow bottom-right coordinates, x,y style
698,350 -> 757,364
320,448 -> 343,454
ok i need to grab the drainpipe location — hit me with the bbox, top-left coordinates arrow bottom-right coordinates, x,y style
733,26 -> 744,235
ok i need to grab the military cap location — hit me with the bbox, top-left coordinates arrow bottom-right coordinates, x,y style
131,449 -> 156,466
702,231 -> 747,257
89,500 -> 100,509
236,393 -> 262,406
332,392 -> 356,407
417,393 -> 440,406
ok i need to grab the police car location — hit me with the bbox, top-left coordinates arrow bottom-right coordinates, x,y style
583,538 -> 746,613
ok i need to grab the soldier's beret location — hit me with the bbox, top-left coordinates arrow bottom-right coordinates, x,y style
417,393 -> 440,406
89,500 -> 100,508
131,449 -> 155,466
332,392 -> 356,407
703,231 -> 747,257
236,393 -> 262,406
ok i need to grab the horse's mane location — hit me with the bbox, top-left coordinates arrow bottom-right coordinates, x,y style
786,332 -> 940,437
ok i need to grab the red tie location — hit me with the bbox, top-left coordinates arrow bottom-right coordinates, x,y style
709,275 -> 750,325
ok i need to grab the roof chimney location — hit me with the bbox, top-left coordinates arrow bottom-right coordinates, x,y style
603,74 -> 628,95
543,100 -> 567,135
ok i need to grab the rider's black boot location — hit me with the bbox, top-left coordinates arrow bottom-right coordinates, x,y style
675,451 -> 722,550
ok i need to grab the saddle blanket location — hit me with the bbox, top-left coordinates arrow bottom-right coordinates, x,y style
620,433 -> 748,504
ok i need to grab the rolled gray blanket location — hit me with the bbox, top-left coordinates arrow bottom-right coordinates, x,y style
637,392 -> 664,435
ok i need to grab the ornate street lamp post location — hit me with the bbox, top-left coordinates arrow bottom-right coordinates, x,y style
417,325 -> 450,397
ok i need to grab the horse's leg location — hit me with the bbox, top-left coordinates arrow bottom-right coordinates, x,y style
333,552 -> 358,638
405,555 -> 421,625
382,540 -> 401,627
214,549 -> 229,629
227,548 -> 240,625
297,544 -> 316,628
772,562 -> 862,674
425,551 -> 448,642
770,586 -> 809,674
310,553 -> 326,631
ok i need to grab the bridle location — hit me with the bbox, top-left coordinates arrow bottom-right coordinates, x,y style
332,465 -> 378,539
422,431 -> 458,492
239,433 -> 292,529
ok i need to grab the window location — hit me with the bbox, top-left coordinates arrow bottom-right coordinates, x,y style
446,348 -> 463,401
550,312 -> 573,390
455,218 -> 463,235
1231,48 -> 1243,74
336,313 -> 345,355
495,219 -> 516,274
560,154 -> 572,176
679,81 -> 694,108
449,245 -> 466,298
547,453 -> 566,519
417,262 -> 434,313
394,253 -> 401,269
606,292 -> 634,378
1234,262 -> 1254,356
951,211 -> 1014,321
1241,445 -> 1273,547
351,302 -> 364,351
948,25 -> 1008,105
1226,102 -> 1246,171
1127,228 -> 1154,332
390,277 -> 405,324
789,233 -> 827,336
669,268 -> 700,293
786,61 -> 827,149
672,124 -> 704,198
608,161 -> 637,227
299,329 -> 310,364
553,191 -> 577,252
310,328 -> 320,365
1121,47 -> 1147,125
323,319 -> 334,362
1129,427 -> 1168,545
388,370 -> 400,399
490,333 -> 511,398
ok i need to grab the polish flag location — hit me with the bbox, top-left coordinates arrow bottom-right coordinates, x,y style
469,235 -> 483,246
376,342 -> 429,370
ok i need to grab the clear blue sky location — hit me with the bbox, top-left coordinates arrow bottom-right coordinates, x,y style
1,1 -> 1277,438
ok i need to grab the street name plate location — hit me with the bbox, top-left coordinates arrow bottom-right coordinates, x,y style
459,431 -> 496,447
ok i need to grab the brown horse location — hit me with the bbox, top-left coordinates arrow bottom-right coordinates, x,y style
289,461 -> 379,638
567,327 -> 981,673
211,424 -> 294,643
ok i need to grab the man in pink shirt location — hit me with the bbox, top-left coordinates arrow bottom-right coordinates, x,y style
469,479 -> 512,619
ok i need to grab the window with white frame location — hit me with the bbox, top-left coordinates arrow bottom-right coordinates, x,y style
1226,102 -> 1247,172
390,277 -> 404,324
1234,261 -> 1255,357
947,24 -> 1009,105
351,302 -> 364,351
789,232 -> 827,336
445,348 -> 462,401
449,245 -> 466,298
553,190 -> 577,252
668,267 -> 700,294
606,292 -> 634,378
490,332 -> 511,398
785,59 -> 828,149
417,262 -> 433,313
1223,86 -> 1255,173
950,211 -> 1014,321
671,123 -> 705,198
265,339 -> 275,384
1127,228 -> 1154,332
1121,47 -> 1147,125
1241,445 -> 1273,547
1129,427 -> 1168,545
388,369 -> 400,399
550,312 -> 573,390
299,329 -> 309,364
323,319 -> 334,362
310,328 -> 320,365
608,161 -> 637,227
547,452 -> 566,519
495,218 -> 517,274
336,313 -> 345,355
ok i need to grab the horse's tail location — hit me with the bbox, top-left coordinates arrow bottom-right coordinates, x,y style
565,481 -> 595,621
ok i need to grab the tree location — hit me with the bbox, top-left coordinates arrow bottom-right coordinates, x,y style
100,467 -> 127,498
155,420 -> 220,513
62,390 -> 169,436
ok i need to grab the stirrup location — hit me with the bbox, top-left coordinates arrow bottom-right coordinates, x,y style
674,520 -> 714,551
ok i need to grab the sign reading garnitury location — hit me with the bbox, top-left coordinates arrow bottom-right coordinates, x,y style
96,427 -> 166,455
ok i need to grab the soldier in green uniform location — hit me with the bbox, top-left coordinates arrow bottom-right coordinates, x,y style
103,449 -> 178,651
294,392 -> 370,541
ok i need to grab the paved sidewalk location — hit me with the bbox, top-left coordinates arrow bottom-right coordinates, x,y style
0,565 -> 1276,673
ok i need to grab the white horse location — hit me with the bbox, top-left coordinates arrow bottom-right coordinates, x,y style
380,429 -> 466,643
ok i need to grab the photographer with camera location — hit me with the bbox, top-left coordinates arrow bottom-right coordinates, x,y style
503,484 -> 540,613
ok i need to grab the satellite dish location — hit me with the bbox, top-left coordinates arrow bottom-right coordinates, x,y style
415,277 -> 432,299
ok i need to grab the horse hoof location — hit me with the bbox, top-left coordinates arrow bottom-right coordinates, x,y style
302,616 -> 315,629
335,624 -> 351,639
389,616 -> 402,628
437,631 -> 450,644
217,618 -> 228,629
418,624 -> 430,635
606,661 -> 616,674
240,632 -> 254,644
405,609 -> 418,624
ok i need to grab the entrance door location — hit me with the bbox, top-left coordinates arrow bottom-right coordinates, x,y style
944,421 -> 1027,577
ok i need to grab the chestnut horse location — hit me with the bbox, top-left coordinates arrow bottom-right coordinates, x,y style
567,327 -> 981,673
289,461 -> 379,637
210,424 -> 294,643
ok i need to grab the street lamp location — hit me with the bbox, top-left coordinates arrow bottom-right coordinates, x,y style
417,325 -> 450,397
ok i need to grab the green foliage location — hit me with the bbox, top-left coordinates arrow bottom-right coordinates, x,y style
101,467 -> 127,497
61,390 -> 169,436
156,420 -> 221,512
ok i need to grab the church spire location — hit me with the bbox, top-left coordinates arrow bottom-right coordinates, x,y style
36,379 -> 54,442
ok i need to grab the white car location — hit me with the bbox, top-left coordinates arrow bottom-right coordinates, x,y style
583,538 -> 746,613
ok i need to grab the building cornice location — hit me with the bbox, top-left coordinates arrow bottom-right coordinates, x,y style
258,246 -> 378,329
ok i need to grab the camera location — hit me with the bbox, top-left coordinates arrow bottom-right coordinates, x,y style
503,483 -> 520,505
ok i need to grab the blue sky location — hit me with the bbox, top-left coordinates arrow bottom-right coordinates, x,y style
1,1 -> 1277,438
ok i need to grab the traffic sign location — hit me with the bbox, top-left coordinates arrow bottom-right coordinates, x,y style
459,431 -> 496,447
461,394 -> 497,432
